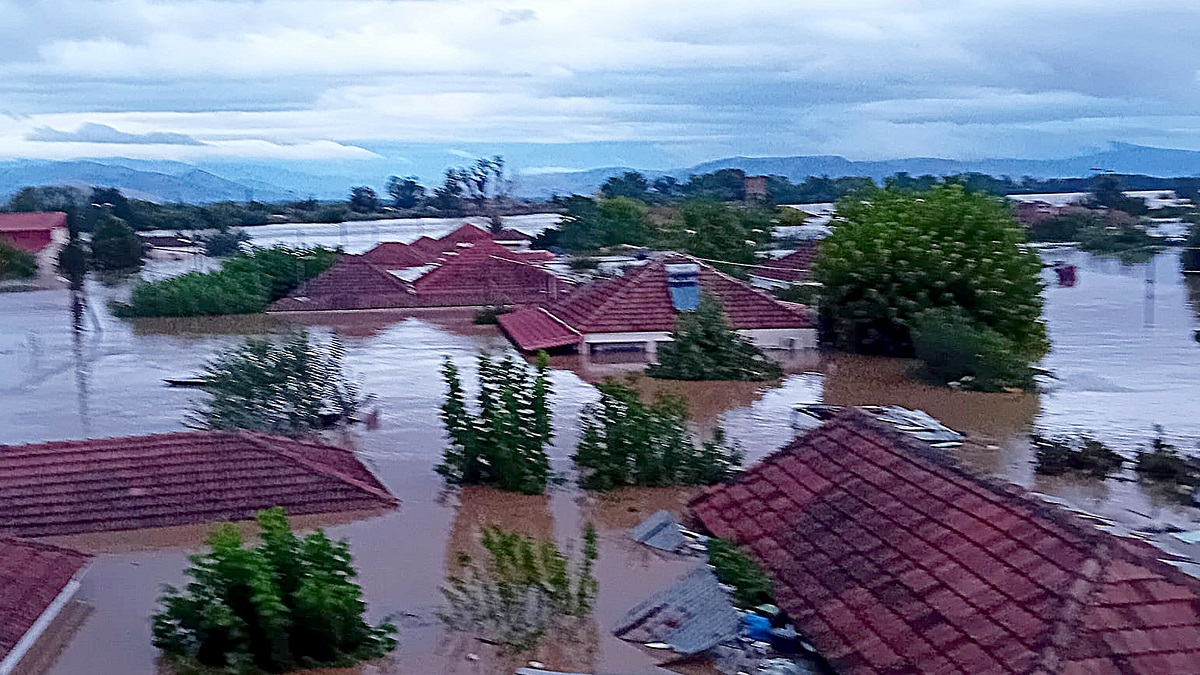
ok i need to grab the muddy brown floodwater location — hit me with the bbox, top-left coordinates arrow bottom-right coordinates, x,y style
1,248 -> 1198,674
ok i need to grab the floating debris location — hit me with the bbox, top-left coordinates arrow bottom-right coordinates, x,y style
630,510 -> 686,552
613,565 -> 740,655
792,405 -> 963,445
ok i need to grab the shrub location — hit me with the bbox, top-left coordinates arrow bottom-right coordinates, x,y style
440,525 -> 598,650
114,246 -> 335,317
1032,434 -> 1125,477
0,239 -> 37,280
573,380 -> 742,490
1134,429 -> 1200,489
647,294 -> 783,381
707,537 -> 773,609
472,304 -> 512,325
437,352 -> 553,494
152,508 -> 396,674
910,308 -> 1035,391
203,228 -> 251,257
814,184 -> 1046,359
90,213 -> 144,271
194,332 -> 365,436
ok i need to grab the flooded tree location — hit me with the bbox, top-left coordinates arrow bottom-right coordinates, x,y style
440,524 -> 598,650
573,380 -> 743,490
0,239 -> 36,280
194,332 -> 365,435
437,352 -> 553,494
89,209 -> 144,271
152,508 -> 396,674
647,294 -> 783,381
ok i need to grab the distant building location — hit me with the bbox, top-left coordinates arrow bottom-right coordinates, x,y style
498,256 -> 815,354
748,243 -> 820,290
744,175 -> 769,200
692,409 -> 1200,675
0,212 -> 67,254
0,539 -> 89,675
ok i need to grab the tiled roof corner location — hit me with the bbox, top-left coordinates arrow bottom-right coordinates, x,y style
0,538 -> 89,666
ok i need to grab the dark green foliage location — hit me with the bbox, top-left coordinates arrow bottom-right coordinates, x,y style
440,525 -> 598,650
1089,174 -> 1149,215
553,196 -> 653,252
600,171 -> 650,200
1184,221 -> 1200,273
774,283 -> 820,306
815,184 -> 1047,360
910,308 -> 1035,392
1026,211 -> 1100,242
348,186 -> 380,213
56,240 -> 88,287
472,304 -> 512,325
707,538 -> 773,608
1032,434 -> 1125,477
665,201 -> 767,273
1134,429 -> 1200,490
437,352 -> 553,494
152,508 -> 396,674
385,175 -> 426,209
204,229 -> 251,257
0,239 -> 37,280
682,169 -> 746,201
1076,220 -> 1159,264
573,381 -> 743,491
6,186 -> 87,213
648,295 -> 783,381
89,212 -> 144,271
114,246 -> 335,317
194,333 -> 364,436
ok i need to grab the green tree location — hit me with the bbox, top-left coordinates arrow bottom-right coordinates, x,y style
203,228 -> 251,257
573,380 -> 742,490
385,175 -> 426,209
647,294 -> 783,381
0,239 -> 37,280
348,186 -> 380,213
910,308 -> 1035,391
152,508 -> 396,674
6,185 -> 87,213
88,210 -> 144,271
440,525 -> 598,650
554,196 -> 652,252
814,184 -> 1046,360
665,201 -> 764,274
437,352 -> 553,494
194,332 -> 365,435
682,169 -> 745,201
600,171 -> 650,200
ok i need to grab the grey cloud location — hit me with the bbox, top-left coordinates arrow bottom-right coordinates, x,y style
27,123 -> 205,145
499,8 -> 536,25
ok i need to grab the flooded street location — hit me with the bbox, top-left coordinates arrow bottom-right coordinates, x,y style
1,247 -> 1199,673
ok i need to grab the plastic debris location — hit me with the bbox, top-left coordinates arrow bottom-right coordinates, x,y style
630,510 -> 686,552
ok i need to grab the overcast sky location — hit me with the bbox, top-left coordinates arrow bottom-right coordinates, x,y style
2,0 -> 1199,171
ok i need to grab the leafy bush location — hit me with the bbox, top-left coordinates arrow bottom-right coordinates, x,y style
573,380 -> 743,490
647,294 -> 783,381
707,538 -> 773,608
438,352 -> 553,494
194,332 -> 365,435
440,525 -> 598,650
114,246 -> 335,317
910,308 -> 1035,391
1135,429 -> 1200,490
472,304 -> 512,325
1032,434 -> 1125,477
1076,221 -> 1159,264
0,239 -> 37,280
90,213 -> 144,271
814,184 -> 1046,359
203,228 -> 251,257
152,508 -> 396,674
664,201 -> 767,274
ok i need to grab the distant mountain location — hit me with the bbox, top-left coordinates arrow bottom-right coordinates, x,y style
0,159 -> 300,203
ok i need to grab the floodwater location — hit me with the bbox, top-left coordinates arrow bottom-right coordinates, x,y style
1,248 -> 1199,674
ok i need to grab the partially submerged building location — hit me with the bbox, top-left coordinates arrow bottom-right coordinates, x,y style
0,212 -> 67,255
0,430 -> 397,538
691,409 -> 1200,674
498,257 -> 815,354
0,539 -> 89,675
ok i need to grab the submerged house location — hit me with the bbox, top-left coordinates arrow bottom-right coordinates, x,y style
0,539 -> 89,675
749,243 -> 821,290
0,430 -> 397,538
271,225 -> 565,312
0,212 -> 67,255
691,410 -> 1200,675
498,256 -> 815,354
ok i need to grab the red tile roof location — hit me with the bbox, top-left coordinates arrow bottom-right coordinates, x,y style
270,254 -> 419,311
0,212 -> 67,232
493,227 -> 532,242
413,246 -> 568,307
497,307 -> 582,351
438,223 -> 493,246
751,243 -> 820,283
0,539 -> 88,668
499,257 -> 810,349
691,410 -> 1200,675
0,430 -> 398,538
360,242 -> 428,269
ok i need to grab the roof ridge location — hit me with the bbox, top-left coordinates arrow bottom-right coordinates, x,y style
559,259 -> 664,325
234,430 -> 398,506
538,307 -> 582,336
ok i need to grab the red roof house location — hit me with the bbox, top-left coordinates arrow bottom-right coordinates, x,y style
0,539 -> 89,675
749,243 -> 820,289
690,410 -> 1200,675
270,254 -> 419,312
498,256 -> 814,353
0,430 -> 398,538
0,212 -> 68,254
360,241 -> 429,269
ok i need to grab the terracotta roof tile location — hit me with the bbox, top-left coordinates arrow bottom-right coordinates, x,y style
751,243 -> 820,283
497,307 -> 581,351
270,254 -> 418,311
0,538 -> 88,667
360,242 -> 428,268
0,430 -> 398,537
690,409 -> 1200,675
492,227 -> 532,242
